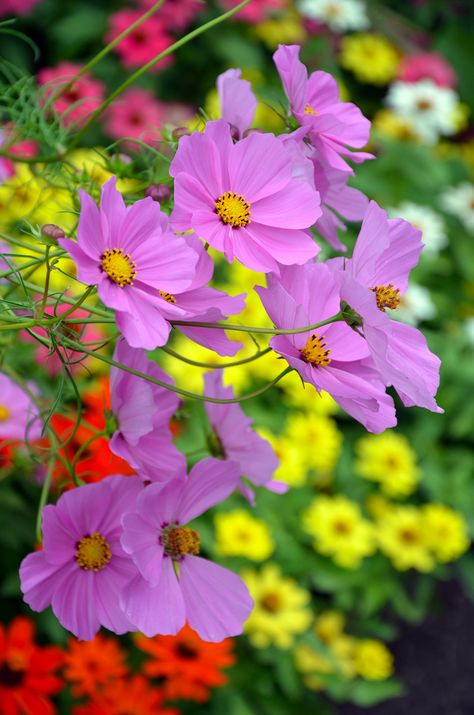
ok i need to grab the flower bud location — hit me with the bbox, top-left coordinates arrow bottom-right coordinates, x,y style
172,127 -> 191,141
41,224 -> 65,241
145,184 -> 171,202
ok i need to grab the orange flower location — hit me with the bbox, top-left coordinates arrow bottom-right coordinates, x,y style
63,634 -> 128,698
136,625 -> 235,703
72,675 -> 179,715
0,616 -> 63,715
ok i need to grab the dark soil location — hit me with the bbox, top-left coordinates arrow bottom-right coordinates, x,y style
340,580 -> 474,715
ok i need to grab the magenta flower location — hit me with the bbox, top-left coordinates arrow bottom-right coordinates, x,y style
204,370 -> 285,502
20,475 -> 142,640
171,119 -> 321,273
397,52 -> 457,89
58,177 -> 198,350
106,10 -> 173,72
273,44 -> 372,172
256,263 -> 397,433
0,373 -> 41,441
217,68 -> 257,139
0,0 -> 41,18
219,0 -> 286,24
105,88 -> 166,146
120,458 -> 253,641
138,0 -> 203,31
109,339 -> 186,482
332,201 -> 443,413
38,62 -> 105,128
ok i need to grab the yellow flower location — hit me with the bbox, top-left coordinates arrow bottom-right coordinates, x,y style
422,504 -> 470,563
294,643 -> 334,691
257,427 -> 308,487
242,563 -> 312,649
302,496 -> 376,569
253,11 -> 306,50
354,639 -> 394,680
377,505 -> 434,572
365,493 -> 393,519
330,634 -> 357,679
214,510 -> 274,561
280,371 -> 339,415
339,33 -> 400,85
285,412 -> 342,474
372,109 -> 418,142
355,431 -> 420,498
315,610 -> 346,644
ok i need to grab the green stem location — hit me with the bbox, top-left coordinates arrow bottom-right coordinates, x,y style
70,429 -> 107,473
0,249 -> 64,279
37,246 -> 51,321
170,313 -> 343,336
35,455 -> 55,543
160,345 -> 272,369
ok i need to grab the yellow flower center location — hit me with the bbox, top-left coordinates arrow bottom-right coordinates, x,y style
100,248 -> 137,288
75,532 -> 112,571
371,284 -> 401,311
333,519 -> 353,535
304,103 -> 318,116
260,592 -> 281,613
162,526 -> 200,560
0,405 -> 10,421
215,192 -> 251,228
158,290 -> 177,304
399,527 -> 419,544
300,333 -> 331,367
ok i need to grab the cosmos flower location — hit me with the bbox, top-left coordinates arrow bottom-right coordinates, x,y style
120,458 -> 253,641
0,373 -> 41,442
217,68 -> 257,139
38,62 -> 105,127
105,88 -> 166,146
106,10 -> 173,72
171,119 -> 321,273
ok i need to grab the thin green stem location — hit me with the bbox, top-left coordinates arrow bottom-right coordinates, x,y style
0,249 -> 63,279
37,246 -> 51,321
170,313 -> 343,336
70,429 -> 107,473
160,344 -> 272,369
35,455 -> 55,543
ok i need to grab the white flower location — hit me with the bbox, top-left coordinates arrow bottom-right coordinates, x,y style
390,284 -> 436,326
440,183 -> 474,234
390,202 -> 447,255
386,80 -> 459,144
297,0 -> 369,32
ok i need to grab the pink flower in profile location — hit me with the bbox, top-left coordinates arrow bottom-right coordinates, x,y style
397,52 -> 457,89
273,44 -> 372,172
120,458 -> 253,641
38,63 -> 105,127
20,475 -> 142,640
0,373 -> 42,441
219,0 -> 286,23
109,339 -> 185,482
217,68 -> 257,139
331,201 -> 443,413
204,370 -> 285,503
256,263 -> 397,433
105,89 -> 166,146
106,10 -> 173,72
137,0 -> 203,31
58,177 -> 198,350
170,119 -> 321,273
0,0 -> 41,18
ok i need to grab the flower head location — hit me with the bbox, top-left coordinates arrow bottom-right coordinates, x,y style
0,373 -> 41,442
422,504 -> 469,563
106,10 -> 173,72
0,0 -> 41,18
386,80 -> 459,144
105,88 -> 166,146
339,34 -> 400,85
298,0 -> 369,32
38,62 -> 105,127
397,52 -> 457,89
354,639 -> 394,680
441,182 -> 474,233
355,431 -> 419,498
72,675 -> 178,715
138,0 -> 203,30
217,68 -> 257,139
214,509 -> 275,560
377,505 -> 434,572
63,634 -> 128,697
219,0 -> 287,24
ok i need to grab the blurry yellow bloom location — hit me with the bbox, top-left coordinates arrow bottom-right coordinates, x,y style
257,427 -> 308,487
452,103 -> 470,133
365,493 -> 393,519
354,639 -> 394,680
302,496 -> 376,569
214,509 -> 274,561
422,504 -> 470,563
242,563 -> 312,649
281,371 -> 339,415
340,34 -> 400,85
285,413 -> 342,474
355,431 -> 420,498
372,109 -> 418,142
377,505 -> 434,572
0,164 -> 45,225
330,634 -> 357,679
294,643 -> 334,690
315,610 -> 345,644
253,11 -> 306,49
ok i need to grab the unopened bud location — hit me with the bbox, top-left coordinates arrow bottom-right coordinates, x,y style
42,224 -> 65,241
145,184 -> 171,202
229,124 -> 240,141
172,127 -> 191,141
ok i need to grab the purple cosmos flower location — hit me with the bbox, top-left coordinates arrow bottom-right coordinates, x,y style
256,263 -> 397,433
204,369 -> 285,503
273,44 -> 373,172
20,475 -> 142,640
0,373 -> 41,441
170,119 -> 321,273
58,177 -> 198,350
331,201 -> 443,413
120,458 -> 253,641
109,339 -> 186,482
217,68 -> 257,139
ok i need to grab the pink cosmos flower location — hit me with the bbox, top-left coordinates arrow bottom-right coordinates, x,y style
330,201 -> 443,413
38,63 -> 105,128
0,0 -> 41,18
397,52 -> 457,89
219,0 -> 286,23
106,10 -> 173,72
120,458 -> 253,641
109,339 -> 185,482
136,0 -> 203,31
217,69 -> 257,139
256,263 -> 397,433
204,370 -> 285,503
58,177 -> 198,350
273,44 -> 372,172
0,373 -> 42,441
105,89 -> 166,146
20,475 -> 142,640
170,119 -> 321,273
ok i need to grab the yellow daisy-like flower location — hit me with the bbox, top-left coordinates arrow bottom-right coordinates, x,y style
355,431 -> 420,498
377,505 -> 434,572
252,11 -> 307,50
354,639 -> 394,680
372,109 -> 419,142
315,610 -> 346,645
302,496 -> 376,569
285,412 -> 342,474
257,427 -> 308,487
339,33 -> 400,85
281,371 -> 339,415
330,634 -> 358,679
214,509 -> 275,561
294,643 -> 334,691
422,504 -> 470,563
242,563 -> 312,649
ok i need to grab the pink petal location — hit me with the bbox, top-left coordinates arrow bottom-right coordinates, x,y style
77,189 -> 104,259
121,512 -> 164,586
251,180 -> 321,228
177,458 -> 240,523
228,132 -> 292,202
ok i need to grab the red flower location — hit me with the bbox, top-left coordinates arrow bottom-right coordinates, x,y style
72,675 -> 179,715
106,10 -> 173,72
38,62 -> 105,127
63,635 -> 127,699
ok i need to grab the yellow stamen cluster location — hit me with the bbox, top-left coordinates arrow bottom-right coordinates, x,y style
371,283 -> 401,311
162,526 -> 200,560
260,592 -> 281,613
0,405 -> 10,421
304,104 -> 318,116
215,192 -> 251,228
158,290 -> 177,304
300,333 -> 331,367
75,532 -> 112,571
100,248 -> 137,288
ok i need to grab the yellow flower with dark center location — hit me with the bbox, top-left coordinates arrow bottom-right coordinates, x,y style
315,610 -> 346,645
214,510 -> 274,561
285,413 -> 342,474
354,639 -> 394,680
340,33 -> 400,85
422,504 -> 470,563
355,431 -> 419,498
377,505 -> 434,572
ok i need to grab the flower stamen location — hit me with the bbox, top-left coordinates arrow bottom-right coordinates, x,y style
372,284 -> 401,311
161,525 -> 200,560
75,532 -> 112,571
158,290 -> 177,304
304,103 -> 318,116
300,333 -> 331,367
100,248 -> 137,288
0,405 -> 10,421
215,192 -> 251,228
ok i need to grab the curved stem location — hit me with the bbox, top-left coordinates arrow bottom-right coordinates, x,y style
170,313 -> 343,336
160,345 -> 272,369
35,455 -> 55,543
